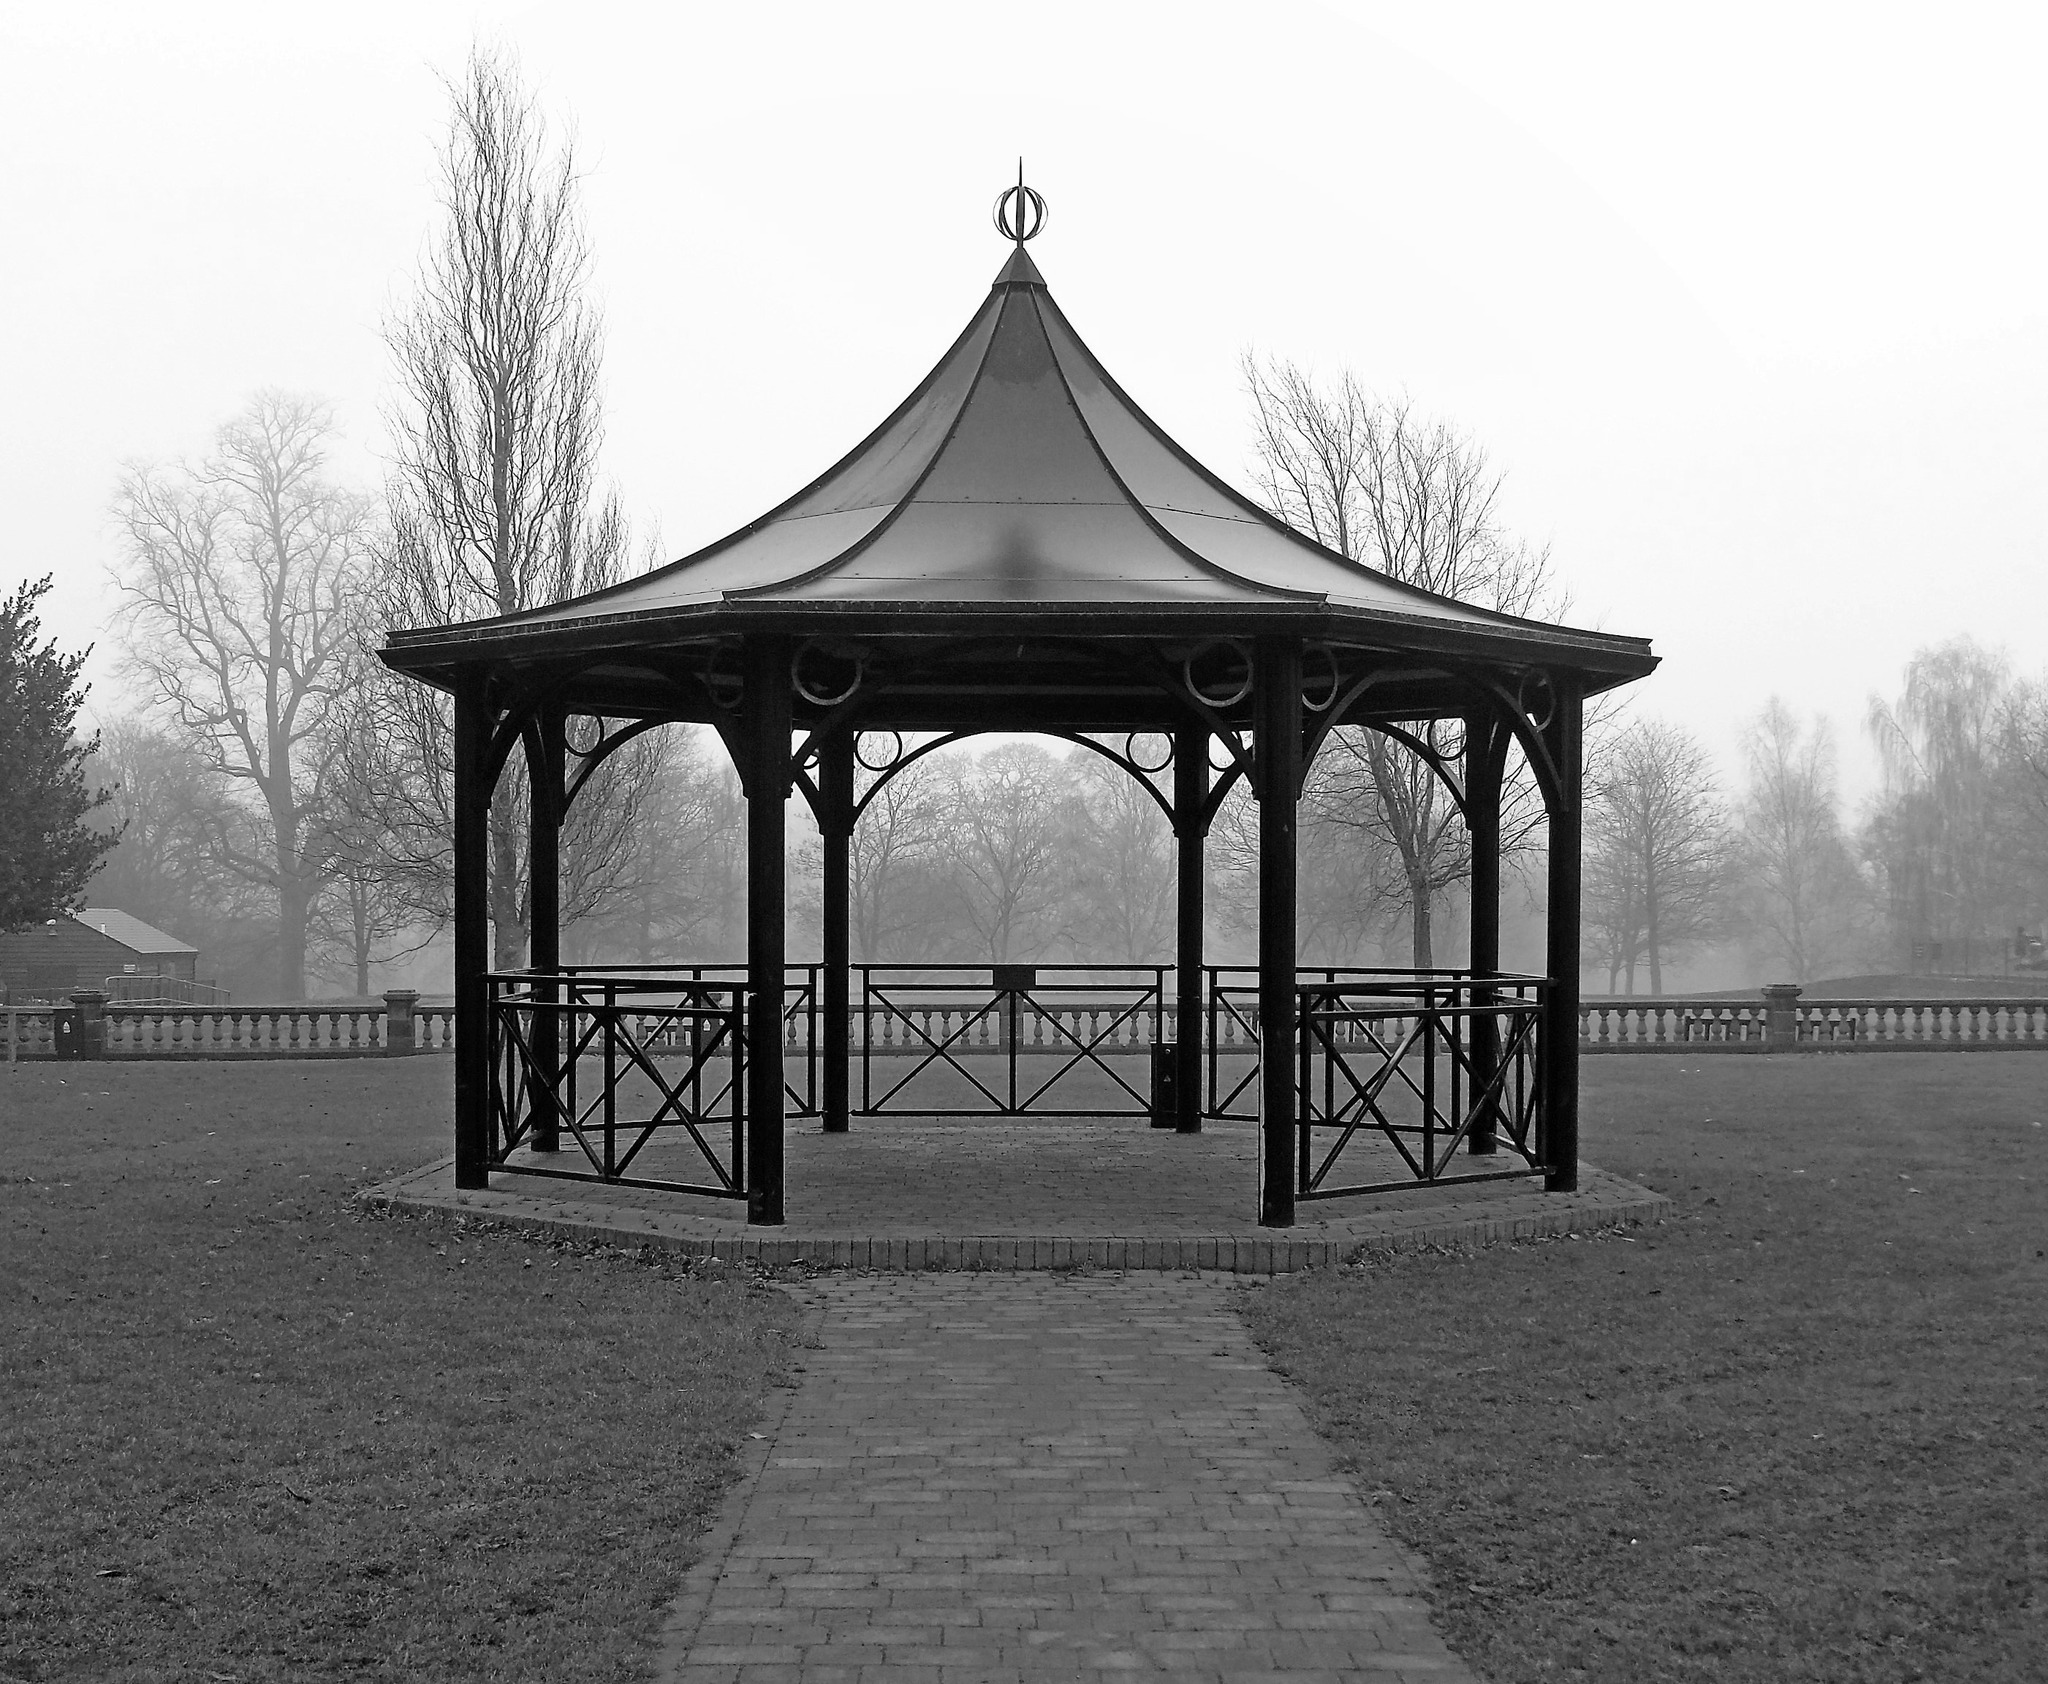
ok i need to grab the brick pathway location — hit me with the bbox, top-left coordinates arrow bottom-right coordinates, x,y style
654,1274 -> 1478,1683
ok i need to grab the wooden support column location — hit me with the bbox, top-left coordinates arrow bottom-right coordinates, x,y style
744,634 -> 792,1225
527,707 -> 564,1153
1465,711 -> 1504,1156
820,730 -> 854,1134
1255,637 -> 1302,1228
1173,722 -> 1207,1135
452,670 -> 493,1190
1541,673 -> 1586,1193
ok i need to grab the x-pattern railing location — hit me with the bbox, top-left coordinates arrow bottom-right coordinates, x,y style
488,973 -> 747,1200
857,968 -> 1166,1117
1297,976 -> 1548,1198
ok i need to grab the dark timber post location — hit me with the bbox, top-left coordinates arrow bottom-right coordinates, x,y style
820,730 -> 854,1133
1465,711 -> 1504,1155
1541,672 -> 1585,1193
744,634 -> 792,1224
527,707 -> 564,1152
1255,638 -> 1302,1227
452,670 -> 493,1190
1173,722 -> 1207,1134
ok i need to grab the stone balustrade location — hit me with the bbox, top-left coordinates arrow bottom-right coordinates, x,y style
9,980 -> 2045,1061
0,991 -> 456,1060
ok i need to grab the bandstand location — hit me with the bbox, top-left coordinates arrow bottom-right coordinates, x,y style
380,183 -> 1657,1229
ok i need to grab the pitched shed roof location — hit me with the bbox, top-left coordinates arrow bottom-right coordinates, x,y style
78,909 -> 197,956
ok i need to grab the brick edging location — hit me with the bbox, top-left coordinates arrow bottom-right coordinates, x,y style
359,1167 -> 1670,1274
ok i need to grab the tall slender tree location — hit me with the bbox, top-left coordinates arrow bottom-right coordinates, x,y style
367,46 -> 645,966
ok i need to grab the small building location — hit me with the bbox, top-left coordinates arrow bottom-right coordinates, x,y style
0,909 -> 200,1002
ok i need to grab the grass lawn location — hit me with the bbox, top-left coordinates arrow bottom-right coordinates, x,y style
1244,1053 -> 2048,1683
0,1059 -> 802,1683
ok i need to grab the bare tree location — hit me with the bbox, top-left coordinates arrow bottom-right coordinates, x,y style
1733,700 -> 1868,982
941,744 -> 1075,963
567,726 -> 745,963
1998,678 -> 2048,945
113,394 -> 368,997
1865,638 -> 2014,971
368,46 -> 645,967
1245,358 -> 1558,964
85,719 -> 278,991
851,750 -> 951,961
1584,718 -> 1729,993
1209,777 -> 1395,963
1066,749 -> 1176,963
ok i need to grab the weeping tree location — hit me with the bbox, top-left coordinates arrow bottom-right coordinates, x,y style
1244,358 -> 1557,965
361,46 -> 650,966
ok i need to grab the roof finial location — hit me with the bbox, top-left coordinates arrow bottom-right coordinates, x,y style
993,161 -> 1046,245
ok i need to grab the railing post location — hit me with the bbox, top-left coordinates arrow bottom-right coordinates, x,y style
67,990 -> 108,1059
382,989 -> 419,1056
1762,983 -> 1803,1052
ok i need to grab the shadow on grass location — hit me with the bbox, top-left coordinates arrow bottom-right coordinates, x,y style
1244,1053 -> 2048,1684
0,1060 -> 801,1683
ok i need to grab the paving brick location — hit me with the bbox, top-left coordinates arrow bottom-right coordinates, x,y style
651,1275 -> 1480,1681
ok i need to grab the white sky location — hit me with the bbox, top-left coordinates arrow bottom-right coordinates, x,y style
4,0 -> 2042,807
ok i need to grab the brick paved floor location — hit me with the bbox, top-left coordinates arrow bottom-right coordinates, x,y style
653,1274 -> 1479,1683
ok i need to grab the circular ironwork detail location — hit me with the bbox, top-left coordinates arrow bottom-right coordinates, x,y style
563,713 -> 606,757
701,645 -> 743,710
1122,732 -> 1172,775
1183,639 -> 1253,709
1517,669 -> 1557,732
994,180 -> 1047,243
1302,643 -> 1340,713
792,640 -> 864,709
855,730 -> 906,773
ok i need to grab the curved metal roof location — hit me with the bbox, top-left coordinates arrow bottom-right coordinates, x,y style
384,236 -> 1654,687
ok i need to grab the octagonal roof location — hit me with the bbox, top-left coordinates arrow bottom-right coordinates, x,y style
383,226 -> 1654,692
